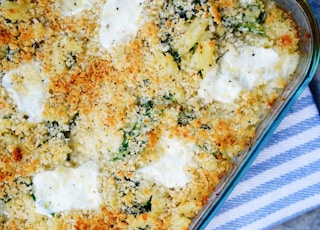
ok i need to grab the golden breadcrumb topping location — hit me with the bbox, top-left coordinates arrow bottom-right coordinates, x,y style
0,0 -> 299,229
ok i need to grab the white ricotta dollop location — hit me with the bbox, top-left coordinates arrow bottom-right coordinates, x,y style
1,62 -> 49,122
137,136 -> 195,188
33,161 -> 101,216
198,45 -> 299,103
59,0 -> 95,16
198,65 -> 243,104
239,0 -> 256,6
99,0 -> 145,50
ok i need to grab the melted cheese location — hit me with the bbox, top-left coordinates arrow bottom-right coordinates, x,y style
199,45 -> 299,103
99,0 -> 145,50
33,161 -> 101,216
1,62 -> 49,122
137,136 -> 195,188
59,0 -> 94,16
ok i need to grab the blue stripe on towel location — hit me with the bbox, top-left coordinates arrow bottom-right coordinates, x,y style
241,137 -> 320,182
214,182 -> 320,229
287,95 -> 315,114
265,204 -> 320,230
216,159 -> 320,214
265,115 -> 319,148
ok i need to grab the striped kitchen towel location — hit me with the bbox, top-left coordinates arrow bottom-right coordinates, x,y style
206,87 -> 320,230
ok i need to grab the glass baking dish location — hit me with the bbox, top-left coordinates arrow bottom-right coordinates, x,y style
190,0 -> 320,229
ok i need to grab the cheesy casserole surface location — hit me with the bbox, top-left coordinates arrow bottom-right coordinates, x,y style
0,0 -> 299,229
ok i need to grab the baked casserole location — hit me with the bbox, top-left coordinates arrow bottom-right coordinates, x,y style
0,0 -> 300,229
